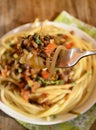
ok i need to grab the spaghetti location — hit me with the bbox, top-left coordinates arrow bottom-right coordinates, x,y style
0,21 -> 96,120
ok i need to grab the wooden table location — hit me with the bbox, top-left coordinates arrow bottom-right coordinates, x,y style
0,0 -> 96,130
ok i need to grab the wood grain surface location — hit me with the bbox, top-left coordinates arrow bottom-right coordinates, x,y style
0,0 -> 96,130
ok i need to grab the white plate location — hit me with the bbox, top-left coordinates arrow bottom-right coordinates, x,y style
0,21 -> 96,125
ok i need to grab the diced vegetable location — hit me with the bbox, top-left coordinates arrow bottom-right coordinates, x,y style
41,70 -> 50,80
21,89 -> 30,101
25,76 -> 31,81
65,42 -> 74,49
38,77 -> 64,86
45,42 -> 56,56
33,33 -> 41,45
1,66 -> 8,78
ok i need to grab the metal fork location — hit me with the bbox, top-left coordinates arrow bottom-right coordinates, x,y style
56,48 -> 96,68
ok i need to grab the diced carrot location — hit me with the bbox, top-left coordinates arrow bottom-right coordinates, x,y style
1,66 -> 8,78
41,70 -> 50,80
40,93 -> 48,98
21,89 -> 30,101
65,42 -> 74,49
45,42 -> 56,56
22,73 -> 31,81
25,76 -> 31,81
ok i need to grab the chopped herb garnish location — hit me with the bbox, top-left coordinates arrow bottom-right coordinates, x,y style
55,80 -> 64,85
33,33 -> 41,45
36,38 -> 41,45
38,77 -> 64,86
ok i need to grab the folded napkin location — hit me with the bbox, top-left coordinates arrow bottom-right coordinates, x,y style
18,11 -> 96,130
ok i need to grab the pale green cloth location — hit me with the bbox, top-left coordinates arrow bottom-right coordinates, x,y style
18,11 -> 96,130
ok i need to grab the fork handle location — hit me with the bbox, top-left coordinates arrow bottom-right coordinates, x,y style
82,50 -> 96,57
